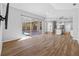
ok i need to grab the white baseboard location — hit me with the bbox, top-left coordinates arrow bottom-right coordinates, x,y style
2,38 -> 20,43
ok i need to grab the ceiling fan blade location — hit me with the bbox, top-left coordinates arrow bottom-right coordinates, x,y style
5,3 -> 9,29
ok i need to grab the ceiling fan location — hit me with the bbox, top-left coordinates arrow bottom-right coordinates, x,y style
0,3 -> 9,29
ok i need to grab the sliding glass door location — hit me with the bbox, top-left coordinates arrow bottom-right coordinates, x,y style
22,21 -> 42,36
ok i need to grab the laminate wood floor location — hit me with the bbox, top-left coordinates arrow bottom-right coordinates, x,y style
1,34 -> 79,56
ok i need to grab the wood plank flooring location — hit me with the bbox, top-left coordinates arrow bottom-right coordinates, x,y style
1,34 -> 79,56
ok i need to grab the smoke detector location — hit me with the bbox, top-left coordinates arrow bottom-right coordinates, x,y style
73,3 -> 77,6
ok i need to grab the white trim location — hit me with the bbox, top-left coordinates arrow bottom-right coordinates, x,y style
2,38 -> 20,43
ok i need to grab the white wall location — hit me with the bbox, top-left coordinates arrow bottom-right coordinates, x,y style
64,22 -> 72,32
75,8 -> 79,43
71,8 -> 78,40
0,23 -> 2,41
2,6 -> 22,42
0,4 -> 2,55
0,21 -> 3,55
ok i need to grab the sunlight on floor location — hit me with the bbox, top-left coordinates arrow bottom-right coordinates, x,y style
19,36 -> 32,41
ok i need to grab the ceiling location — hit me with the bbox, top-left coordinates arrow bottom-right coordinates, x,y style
2,3 -> 79,11
50,3 -> 79,10
9,3 -> 54,16
1,3 -> 79,17
9,3 -> 79,10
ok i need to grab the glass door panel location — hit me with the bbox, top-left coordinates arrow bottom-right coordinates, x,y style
22,21 -> 42,36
